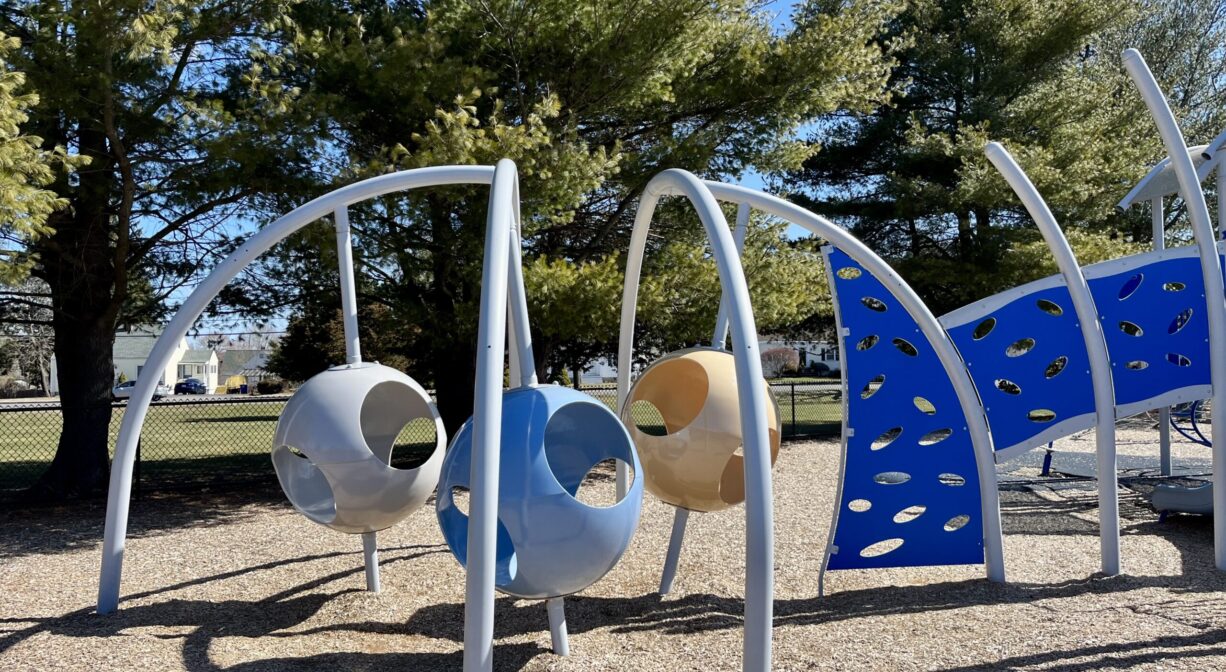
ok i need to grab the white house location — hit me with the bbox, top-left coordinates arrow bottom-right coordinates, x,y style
49,325 -> 218,395
177,348 -> 220,391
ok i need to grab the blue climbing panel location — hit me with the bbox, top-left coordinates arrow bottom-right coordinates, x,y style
942,246 -> 1217,457
824,247 -> 984,571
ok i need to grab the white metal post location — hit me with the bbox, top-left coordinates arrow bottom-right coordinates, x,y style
713,202 -> 751,347
656,201 -> 749,596
334,205 -> 382,590
1218,161 -> 1225,239
1152,197 -> 1173,476
658,507 -> 691,594
1125,49 -> 1226,571
335,206 -> 362,366
617,171 -> 775,671
546,597 -> 569,656
464,159 -> 520,671
506,211 -> 538,389
700,181 -> 1006,584
97,166 -> 496,615
986,143 -> 1121,576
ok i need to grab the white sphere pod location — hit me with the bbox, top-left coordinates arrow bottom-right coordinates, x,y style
272,362 -> 445,534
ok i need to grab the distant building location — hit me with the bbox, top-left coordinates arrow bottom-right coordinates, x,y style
48,325 -> 219,396
758,340 -> 840,374
177,349 -> 220,391
219,349 -> 274,389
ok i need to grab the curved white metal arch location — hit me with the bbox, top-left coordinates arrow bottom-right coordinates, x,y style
1124,49 -> 1226,571
985,142 -> 1121,576
698,180 -> 1007,584
615,169 -> 776,672
97,166 -> 498,615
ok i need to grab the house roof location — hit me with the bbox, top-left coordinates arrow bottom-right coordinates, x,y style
180,349 -> 216,364
236,352 -> 271,376
113,326 -> 175,360
220,349 -> 272,376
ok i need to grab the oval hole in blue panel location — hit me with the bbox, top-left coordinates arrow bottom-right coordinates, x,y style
893,505 -> 926,524
871,426 -> 902,451
892,337 -> 918,356
1006,338 -> 1036,357
913,396 -> 936,415
944,515 -> 971,531
972,317 -> 996,340
1119,273 -> 1143,300
1167,352 -> 1192,367
856,334 -> 879,351
873,471 -> 911,485
860,538 -> 904,558
1036,299 -> 1063,316
1027,409 -> 1057,423
861,296 -> 887,312
861,374 -> 885,399
1119,320 -> 1144,337
837,267 -> 861,280
1168,308 -> 1193,335
994,378 -> 1021,395
918,428 -> 953,446
938,473 -> 966,486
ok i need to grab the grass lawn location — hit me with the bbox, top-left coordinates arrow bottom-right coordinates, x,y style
0,387 -> 842,495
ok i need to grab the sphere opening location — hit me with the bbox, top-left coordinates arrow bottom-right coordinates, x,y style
360,379 -> 441,470
543,400 -> 638,507
271,443 -> 338,526
627,356 -> 710,433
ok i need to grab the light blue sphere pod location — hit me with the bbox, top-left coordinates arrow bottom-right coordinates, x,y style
436,384 -> 644,599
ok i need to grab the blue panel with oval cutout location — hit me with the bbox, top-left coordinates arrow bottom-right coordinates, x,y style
825,248 -> 984,570
945,250 -> 1216,455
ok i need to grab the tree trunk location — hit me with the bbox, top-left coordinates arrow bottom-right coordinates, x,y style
433,338 -> 477,437
28,122 -> 122,500
33,314 -> 116,498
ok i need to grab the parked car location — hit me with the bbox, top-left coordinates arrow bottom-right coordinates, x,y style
112,380 -> 171,401
174,378 -> 207,395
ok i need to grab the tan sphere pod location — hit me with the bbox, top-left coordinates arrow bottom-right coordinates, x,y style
621,348 -> 781,512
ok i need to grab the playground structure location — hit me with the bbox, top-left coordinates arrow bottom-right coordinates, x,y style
89,48 -> 1226,672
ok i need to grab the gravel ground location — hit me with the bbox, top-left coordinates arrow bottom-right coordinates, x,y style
4,426 -> 1226,671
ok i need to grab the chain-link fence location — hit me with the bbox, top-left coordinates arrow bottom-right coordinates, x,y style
0,381 -> 841,500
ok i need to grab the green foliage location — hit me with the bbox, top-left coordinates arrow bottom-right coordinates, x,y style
257,0 -> 899,422
788,0 -> 1226,315
0,34 -> 73,282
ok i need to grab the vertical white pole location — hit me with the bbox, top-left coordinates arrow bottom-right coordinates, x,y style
658,507 -> 690,594
506,216 -> 538,389
1218,162 -> 1225,239
465,159 -> 518,672
1125,49 -> 1226,571
546,597 -> 569,656
712,202 -> 751,347
655,202 -> 748,595
1152,197 -> 1173,477
362,531 -> 381,592
334,206 -> 381,590
334,207 -> 362,366
985,143 -> 1121,576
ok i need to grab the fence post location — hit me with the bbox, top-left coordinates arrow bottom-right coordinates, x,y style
790,383 -> 797,438
134,438 -> 142,502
